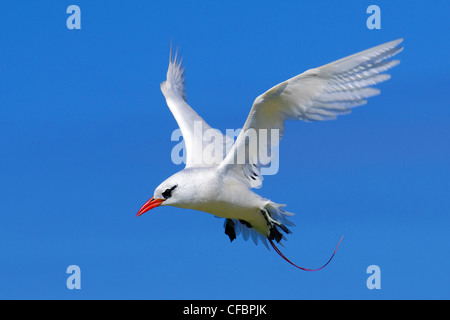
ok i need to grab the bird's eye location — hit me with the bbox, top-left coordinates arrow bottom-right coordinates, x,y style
162,185 -> 177,199
162,189 -> 172,199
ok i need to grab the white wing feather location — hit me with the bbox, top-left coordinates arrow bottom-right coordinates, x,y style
220,39 -> 403,188
161,50 -> 231,168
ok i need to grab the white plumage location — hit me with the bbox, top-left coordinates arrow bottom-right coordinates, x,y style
137,39 -> 403,270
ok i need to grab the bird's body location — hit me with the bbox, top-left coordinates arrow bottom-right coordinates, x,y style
152,166 -> 288,240
137,39 -> 403,270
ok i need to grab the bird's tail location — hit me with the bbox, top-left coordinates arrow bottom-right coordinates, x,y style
268,235 -> 344,271
264,202 -> 295,243
264,201 -> 343,271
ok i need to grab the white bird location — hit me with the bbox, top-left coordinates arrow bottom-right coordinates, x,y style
137,39 -> 403,271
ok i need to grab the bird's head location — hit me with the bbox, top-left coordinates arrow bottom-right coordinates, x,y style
136,170 -> 196,217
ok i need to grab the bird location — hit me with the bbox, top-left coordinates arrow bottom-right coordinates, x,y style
137,39 -> 403,271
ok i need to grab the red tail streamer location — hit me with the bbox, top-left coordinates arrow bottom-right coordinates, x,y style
268,235 -> 344,271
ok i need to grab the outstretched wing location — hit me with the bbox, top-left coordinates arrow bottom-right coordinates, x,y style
219,39 -> 403,188
161,49 -> 232,167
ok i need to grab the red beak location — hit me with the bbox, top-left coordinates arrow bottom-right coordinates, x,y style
136,197 -> 165,217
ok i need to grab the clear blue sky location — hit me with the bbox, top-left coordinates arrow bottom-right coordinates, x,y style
1,0 -> 449,299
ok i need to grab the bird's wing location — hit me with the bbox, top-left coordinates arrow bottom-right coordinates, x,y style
161,50 -> 232,168
220,39 -> 403,188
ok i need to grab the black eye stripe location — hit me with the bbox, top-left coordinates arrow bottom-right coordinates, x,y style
162,189 -> 171,199
162,185 -> 178,199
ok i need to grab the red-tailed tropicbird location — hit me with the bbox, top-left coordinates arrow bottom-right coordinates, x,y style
137,39 -> 403,271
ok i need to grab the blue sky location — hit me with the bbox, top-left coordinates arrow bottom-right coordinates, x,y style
0,0 -> 449,299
